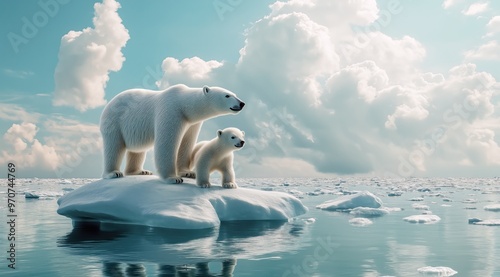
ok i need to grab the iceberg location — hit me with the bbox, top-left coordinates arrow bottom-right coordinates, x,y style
57,176 -> 308,229
316,191 -> 383,211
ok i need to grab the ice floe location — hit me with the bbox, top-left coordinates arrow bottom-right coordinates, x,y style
349,217 -> 373,227
316,191 -> 383,211
403,215 -> 441,224
468,218 -> 500,226
484,204 -> 500,212
417,266 -> 457,276
57,176 -> 308,229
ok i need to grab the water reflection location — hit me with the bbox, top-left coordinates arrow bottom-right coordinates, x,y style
58,220 -> 307,276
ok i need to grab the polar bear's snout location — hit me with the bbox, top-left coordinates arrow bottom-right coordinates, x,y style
235,140 -> 245,148
230,101 -> 245,112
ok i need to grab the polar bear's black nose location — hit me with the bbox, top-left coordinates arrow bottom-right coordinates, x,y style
239,102 -> 245,109
240,141 -> 245,146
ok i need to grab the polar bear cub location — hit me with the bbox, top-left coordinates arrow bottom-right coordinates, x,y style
190,127 -> 245,188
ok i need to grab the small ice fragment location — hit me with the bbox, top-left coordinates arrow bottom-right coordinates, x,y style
412,204 -> 430,210
468,218 -> 482,224
350,207 -> 389,217
417,266 -> 457,276
403,214 -> 441,224
462,199 -> 477,204
388,191 -> 402,197
473,219 -> 500,226
410,197 -> 424,202
442,198 -> 452,202
316,191 -> 383,211
349,217 -> 373,227
303,218 -> 316,224
484,204 -> 500,212
25,192 -> 40,199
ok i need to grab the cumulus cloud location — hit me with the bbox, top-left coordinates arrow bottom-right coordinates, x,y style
53,0 -> 129,112
442,0 -> 463,9
485,16 -> 500,37
154,0 -> 500,177
0,117 -> 102,178
462,2 -> 489,16
465,40 -> 500,61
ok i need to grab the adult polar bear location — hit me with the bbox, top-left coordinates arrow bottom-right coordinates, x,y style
100,84 -> 245,183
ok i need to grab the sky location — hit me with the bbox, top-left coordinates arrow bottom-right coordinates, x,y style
1,0 -> 499,179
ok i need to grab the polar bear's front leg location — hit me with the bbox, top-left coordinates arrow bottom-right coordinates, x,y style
221,158 -> 238,189
177,123 -> 202,179
195,166 -> 211,188
155,122 -> 185,184
125,151 -> 153,176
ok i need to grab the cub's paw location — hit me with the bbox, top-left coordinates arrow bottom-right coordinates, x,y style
180,171 -> 196,179
164,177 -> 184,184
222,182 -> 238,189
198,182 -> 211,188
103,170 -> 123,179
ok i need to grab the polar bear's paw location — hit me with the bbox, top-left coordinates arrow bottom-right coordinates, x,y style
163,177 -> 184,184
222,182 -> 238,189
103,170 -> 124,179
198,182 -> 211,188
180,171 -> 196,179
126,169 -> 153,176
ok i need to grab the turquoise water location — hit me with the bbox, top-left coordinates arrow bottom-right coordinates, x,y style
1,177 -> 499,276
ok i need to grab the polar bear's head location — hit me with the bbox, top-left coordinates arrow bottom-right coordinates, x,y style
203,86 -> 245,114
217,127 -> 245,150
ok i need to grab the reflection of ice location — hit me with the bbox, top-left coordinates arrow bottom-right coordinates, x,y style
58,219 -> 309,273
417,266 -> 457,276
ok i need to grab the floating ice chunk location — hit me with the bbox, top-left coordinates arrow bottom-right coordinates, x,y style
442,198 -> 452,202
59,179 -> 73,184
25,192 -> 40,199
484,204 -> 500,212
412,204 -> 430,210
350,207 -> 389,217
57,176 -> 307,230
462,199 -> 477,204
468,218 -> 500,226
349,217 -> 373,227
417,266 -> 457,276
387,191 -> 403,197
303,218 -> 316,224
410,197 -> 424,202
403,215 -> 441,224
473,219 -> 500,226
316,191 -> 383,211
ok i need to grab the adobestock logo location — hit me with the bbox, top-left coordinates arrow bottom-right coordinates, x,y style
7,0 -> 70,54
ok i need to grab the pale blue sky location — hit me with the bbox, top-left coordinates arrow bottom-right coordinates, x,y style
1,0 -> 499,178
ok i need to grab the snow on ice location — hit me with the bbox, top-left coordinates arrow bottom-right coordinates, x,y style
57,176 -> 308,229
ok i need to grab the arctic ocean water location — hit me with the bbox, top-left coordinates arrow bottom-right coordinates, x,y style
0,177 -> 499,277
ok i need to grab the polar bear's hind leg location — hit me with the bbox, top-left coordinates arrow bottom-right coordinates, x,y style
125,151 -> 153,176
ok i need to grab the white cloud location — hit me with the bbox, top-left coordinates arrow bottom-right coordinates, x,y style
156,57 -> 223,89
0,118 -> 102,177
53,0 -> 129,112
464,40 -> 500,61
0,104 -> 41,122
485,16 -> 500,37
462,2 -> 489,16
131,0 -> 500,177
2,69 -> 34,79
442,0 -> 463,9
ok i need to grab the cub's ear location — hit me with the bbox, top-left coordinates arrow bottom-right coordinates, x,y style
241,131 -> 245,136
217,130 -> 222,137
203,85 -> 210,94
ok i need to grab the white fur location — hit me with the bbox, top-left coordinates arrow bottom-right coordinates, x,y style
100,84 -> 245,183
190,127 -> 245,189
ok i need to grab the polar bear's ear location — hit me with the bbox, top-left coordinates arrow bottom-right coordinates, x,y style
203,85 -> 210,94
242,131 -> 245,136
217,130 -> 222,137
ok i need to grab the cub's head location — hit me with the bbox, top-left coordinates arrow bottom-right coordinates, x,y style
203,85 -> 245,114
217,127 -> 245,150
